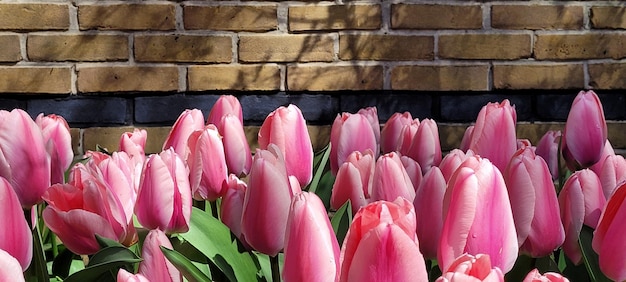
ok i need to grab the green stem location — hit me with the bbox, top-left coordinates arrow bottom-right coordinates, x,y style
210,200 -> 219,219
270,255 -> 280,282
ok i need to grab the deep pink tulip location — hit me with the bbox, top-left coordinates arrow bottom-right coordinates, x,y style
187,126 -> 228,201
258,104 -> 313,187
0,109 -> 50,208
241,145 -> 293,256
162,109 -> 205,162
459,125 -> 474,153
405,119 -> 442,173
401,155 -> 422,191
440,156 -> 518,273
0,249 -> 26,281
436,254 -> 504,282
330,112 -> 378,175
381,112 -> 412,153
523,269 -> 569,282
36,113 -> 73,185
339,198 -> 428,282
504,148 -> 565,257
218,114 -> 252,177
138,229 -> 182,282
220,174 -> 249,247
561,90 -> 607,170
592,182 -> 626,281
0,177 -> 32,270
117,269 -> 149,282
119,128 -> 147,162
331,150 -> 374,214
598,154 -> 626,199
414,166 -> 446,259
439,149 -> 471,183
558,169 -> 606,264
207,95 -> 243,126
283,192 -> 340,282
468,99 -> 517,172
535,130 -> 561,181
371,152 -> 415,203
135,148 -> 192,234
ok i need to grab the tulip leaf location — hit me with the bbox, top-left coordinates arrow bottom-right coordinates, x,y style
179,207 -> 259,282
254,252 -> 284,282
309,143 -> 331,194
64,246 -> 141,282
51,248 -> 76,279
24,225 -> 50,282
161,246 -> 212,282
578,225 -> 611,282
331,200 -> 352,244
95,234 -> 126,249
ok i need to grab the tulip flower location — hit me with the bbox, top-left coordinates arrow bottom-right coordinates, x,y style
459,125 -> 474,152
535,130 -> 561,181
117,269 -> 150,282
0,249 -> 26,282
258,104 -> 313,187
404,119 -> 442,173
331,150 -> 374,214
561,90 -> 607,170
218,114 -> 252,176
468,99 -> 517,172
162,109 -> 205,162
598,154 -> 626,200
371,152 -> 415,203
592,182 -> 626,281
439,156 -> 518,273
36,113 -> 73,185
590,140 -> 615,175
187,125 -> 228,201
330,112 -> 378,175
504,148 -> 565,257
135,148 -> 192,234
220,174 -> 249,247
138,229 -> 182,282
339,198 -> 428,282
0,177 -> 32,270
241,145 -> 293,256
207,95 -> 243,125
0,109 -> 51,208
436,254 -> 504,282
381,112 -> 412,153
283,192 -> 340,282
401,155 -> 422,191
558,169 -> 606,264
396,118 -> 419,156
414,166 -> 446,259
119,128 -> 147,162
523,269 -> 569,282
357,107 -> 381,147
439,149 -> 471,183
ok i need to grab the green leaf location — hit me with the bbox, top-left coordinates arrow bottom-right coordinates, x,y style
24,225 -> 50,282
64,247 -> 141,282
331,200 -> 352,244
179,207 -> 259,282
254,252 -> 284,282
315,170 -> 335,211
51,248 -> 75,279
535,255 -> 560,273
578,225 -> 611,282
95,234 -> 126,249
308,143 -> 331,194
161,247 -> 212,282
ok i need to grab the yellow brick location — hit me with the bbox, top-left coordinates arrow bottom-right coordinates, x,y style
134,35 -> 232,63
0,35 -> 21,62
79,4 -> 175,30
439,34 -> 531,60
589,63 -> 626,89
0,4 -> 69,30
492,5 -> 583,30
591,6 -> 626,29
493,64 -> 584,89
0,67 -> 71,94
77,67 -> 178,92
287,65 -> 383,91
184,5 -> 277,31
339,34 -> 434,60
391,65 -> 489,91
188,65 -> 280,91
239,35 -> 334,63
392,4 -> 482,29
289,5 -> 381,31
28,35 -> 128,62
534,34 -> 626,60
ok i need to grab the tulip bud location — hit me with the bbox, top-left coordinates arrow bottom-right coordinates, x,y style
117,269 -> 150,282
330,112 -> 378,175
207,95 -> 243,126
381,112 -> 412,153
592,182 -> 626,281
436,254 -> 504,282
36,113 -> 73,185
469,99 -> 517,172
535,130 -> 561,181
218,114 -> 252,176
0,249 -> 26,281
220,174 -> 249,248
589,140 -> 615,175
523,269 -> 569,282
0,177 -> 32,270
459,125 -> 474,153
414,167 -> 446,259
357,107 -> 381,147
598,154 -> 626,200
401,155 -> 422,191
396,119 -> 419,156
405,119 -> 442,173
119,128 -> 147,165
331,150 -> 374,214
371,152 -> 415,203
162,109 -> 205,163
187,125 -> 228,201
439,149 -> 469,183
138,229 -> 182,282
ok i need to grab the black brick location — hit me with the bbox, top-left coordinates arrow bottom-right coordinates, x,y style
240,93 -> 337,124
339,93 -> 432,121
440,94 -> 530,122
134,94 -> 220,124
27,97 -> 129,126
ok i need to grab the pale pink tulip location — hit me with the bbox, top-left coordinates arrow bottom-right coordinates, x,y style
330,112 -> 378,175
440,156 -> 518,273
406,119 -> 442,172
439,149 -> 470,183
117,269 -> 150,282
592,182 -> 626,281
0,249 -> 26,281
436,254 -> 504,282
589,140 -> 615,175
381,112 -> 412,153
523,269 -> 569,282
220,174 -> 249,247
357,107 -> 381,147
331,150 -> 374,214
371,152 -> 415,203
401,155 -> 422,191
138,229 -> 182,282
598,154 -> 626,199
414,166 -> 446,259
119,128 -> 147,161
0,177 -> 32,270
468,99 -> 517,172
162,109 -> 205,162
218,114 -> 252,176
459,125 -> 474,153
187,125 -> 228,201
207,95 -> 243,125
535,130 -> 561,181
396,119 -> 419,156
36,113 -> 73,185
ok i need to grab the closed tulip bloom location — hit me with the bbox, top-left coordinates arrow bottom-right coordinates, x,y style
459,125 -> 474,153
592,182 -> 626,281
436,254 -> 504,282
440,156 -> 518,273
135,148 -> 192,234
371,152 -> 415,203
0,178 -> 32,270
187,126 -> 228,201
439,149 -> 470,183
535,130 -> 561,181
330,112 -> 378,175
0,109 -> 50,208
138,229 -> 182,282
258,104 -> 313,187
401,155 -> 422,191
357,107 -> 381,147
339,198 -> 428,282
0,249 -> 26,281
241,145 -> 293,256
117,269 -> 149,282
523,269 -> 569,282
406,119 -> 442,173
36,113 -> 73,185
220,174 -> 249,247
396,119 -> 419,157
162,109 -> 205,163
218,114 -> 252,176
598,154 -> 626,199
284,192 -> 340,282
414,167 -> 446,259
119,128 -> 147,162
558,169 -> 606,264
504,148 -> 565,257
381,112 -> 412,153
589,140 -> 615,175
469,99 -> 517,172
331,150 -> 374,214
207,95 -> 243,126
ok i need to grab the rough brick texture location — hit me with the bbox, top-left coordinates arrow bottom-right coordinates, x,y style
188,65 -> 281,91
77,67 -> 178,92
589,63 -> 626,89
0,35 -> 21,62
391,4 -> 482,30
134,35 -> 232,63
79,4 -> 176,31
0,4 -> 69,30
239,35 -> 334,62
493,64 -> 585,89
289,5 -> 381,31
535,34 -> 626,60
28,35 -> 128,62
340,35 -> 434,61
591,6 -> 626,29
287,65 -> 383,91
0,68 -> 71,94
492,5 -> 583,30
391,65 -> 489,91
439,34 -> 532,60
184,5 -> 277,31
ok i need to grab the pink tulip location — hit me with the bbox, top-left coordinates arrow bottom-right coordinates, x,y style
135,148 -> 192,234
401,155 -> 422,191
440,156 -> 518,273
405,119 -> 442,173
357,107 -> 381,147
331,150 -> 374,214
397,119 -> 419,156
187,125 -> 228,201
598,154 -> 626,199
523,269 -> 569,282
414,167 -> 446,259
459,125 -> 474,153
589,140 -> 615,175
218,114 -> 252,176
330,112 -> 378,175
119,128 -> 147,162
592,182 -> 626,281
0,109 -> 51,208
162,109 -> 205,162
0,177 -> 32,270
220,174 -> 249,247
36,113 -> 73,185
561,90 -> 607,169
117,269 -> 150,282
241,145 -> 293,256
371,152 -> 415,203
558,169 -> 606,264
258,104 -> 313,187
469,99 -> 517,172
283,192 -> 340,282
381,112 -> 412,153
439,149 -> 470,183
436,254 -> 504,282
207,95 -> 243,126
339,198 -> 428,282
138,229 -> 182,282
535,130 -> 561,181
504,148 -> 565,257
0,249 -> 26,281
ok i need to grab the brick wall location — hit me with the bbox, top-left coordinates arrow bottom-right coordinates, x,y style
0,1 -> 625,152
